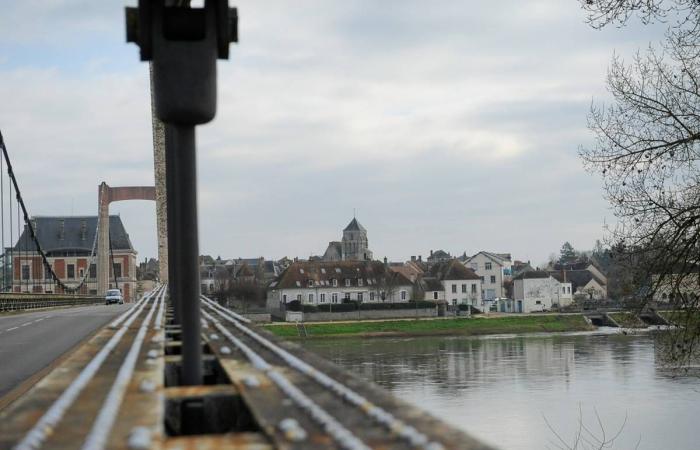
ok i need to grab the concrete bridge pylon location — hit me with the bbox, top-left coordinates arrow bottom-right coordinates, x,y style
97,183 -> 161,296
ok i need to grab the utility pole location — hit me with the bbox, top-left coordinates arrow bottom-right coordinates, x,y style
126,0 -> 238,385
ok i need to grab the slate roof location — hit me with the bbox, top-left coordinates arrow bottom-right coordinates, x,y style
273,260 -> 412,290
467,251 -> 512,265
513,270 -> 551,280
13,215 -> 133,254
551,270 -> 606,289
429,259 -> 480,281
343,218 -> 366,232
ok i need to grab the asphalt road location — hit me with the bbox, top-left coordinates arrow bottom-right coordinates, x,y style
0,304 -> 130,399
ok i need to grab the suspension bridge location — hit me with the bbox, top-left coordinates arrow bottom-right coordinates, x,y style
0,1 -> 491,449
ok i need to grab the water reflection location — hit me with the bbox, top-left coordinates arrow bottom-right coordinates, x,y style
303,332 -> 700,450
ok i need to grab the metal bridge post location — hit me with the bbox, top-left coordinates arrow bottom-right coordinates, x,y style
126,0 -> 237,385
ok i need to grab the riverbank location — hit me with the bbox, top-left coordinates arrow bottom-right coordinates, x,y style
263,314 -> 593,339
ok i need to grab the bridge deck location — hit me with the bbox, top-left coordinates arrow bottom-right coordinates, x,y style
0,288 -> 491,450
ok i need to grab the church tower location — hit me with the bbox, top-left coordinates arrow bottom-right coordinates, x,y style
342,218 -> 372,261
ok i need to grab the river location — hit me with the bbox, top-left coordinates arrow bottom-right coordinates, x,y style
302,330 -> 700,450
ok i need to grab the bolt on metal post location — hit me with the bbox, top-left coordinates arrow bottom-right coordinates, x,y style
127,0 -> 238,385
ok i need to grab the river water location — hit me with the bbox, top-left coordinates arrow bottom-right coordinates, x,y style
302,330 -> 700,450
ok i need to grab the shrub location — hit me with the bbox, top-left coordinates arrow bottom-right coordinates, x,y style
317,303 -> 358,312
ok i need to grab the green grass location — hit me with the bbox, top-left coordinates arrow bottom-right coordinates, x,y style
264,314 -> 593,338
608,312 -> 647,328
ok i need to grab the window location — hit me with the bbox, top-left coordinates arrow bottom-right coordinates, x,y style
308,280 -> 314,287
44,265 -> 52,280
567,286 -> 571,293
344,293 -> 350,301
89,264 -> 96,279
370,292 -> 375,301
433,291 -> 438,300
22,265 -> 30,280
485,262 -> 492,270
308,293 -> 314,303
562,287 -> 566,293
332,293 -> 338,303
480,276 -> 484,283
401,291 -> 407,300
67,264 -> 75,279
357,292 -> 363,302
113,263 -> 122,279
320,293 -> 326,302
358,278 -> 363,286
79,268 -> 84,278
490,275 -> 496,284
345,279 -> 351,287
451,284 -> 457,293
461,284 -> 467,293
296,294 -> 302,302
535,300 -> 542,305
471,284 -> 477,294
332,279 -> 338,287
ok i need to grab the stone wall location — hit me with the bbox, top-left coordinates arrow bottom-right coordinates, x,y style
280,307 -> 437,322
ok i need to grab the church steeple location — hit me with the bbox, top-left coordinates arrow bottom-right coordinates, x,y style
342,217 -> 372,261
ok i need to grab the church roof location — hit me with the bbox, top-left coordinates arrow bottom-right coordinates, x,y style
343,218 -> 366,232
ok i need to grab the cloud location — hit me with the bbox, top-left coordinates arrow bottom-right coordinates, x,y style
0,0 -> 666,265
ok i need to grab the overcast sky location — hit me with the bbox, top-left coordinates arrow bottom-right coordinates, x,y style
0,1 -> 666,266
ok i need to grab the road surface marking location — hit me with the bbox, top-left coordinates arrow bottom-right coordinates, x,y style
6,327 -> 18,331
21,322 -> 32,327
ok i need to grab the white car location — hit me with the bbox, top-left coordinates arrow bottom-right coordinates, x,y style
105,289 -> 124,305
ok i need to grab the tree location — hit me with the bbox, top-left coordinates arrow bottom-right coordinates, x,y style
580,0 -> 700,366
559,242 -> 578,265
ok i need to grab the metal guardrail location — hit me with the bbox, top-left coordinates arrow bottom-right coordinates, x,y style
0,294 -> 103,312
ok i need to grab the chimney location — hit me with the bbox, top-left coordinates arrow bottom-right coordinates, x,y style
430,250 -> 433,256
418,255 -> 422,262
411,256 -> 416,262
383,257 -> 388,266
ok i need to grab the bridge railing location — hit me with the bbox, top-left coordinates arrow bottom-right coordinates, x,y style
0,293 -> 104,312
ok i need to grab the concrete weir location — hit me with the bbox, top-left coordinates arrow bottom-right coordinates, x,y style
0,288 -> 493,450
584,311 -> 620,327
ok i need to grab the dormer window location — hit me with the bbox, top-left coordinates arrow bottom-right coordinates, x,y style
332,278 -> 338,287
308,280 -> 314,287
345,279 -> 351,287
358,278 -> 363,287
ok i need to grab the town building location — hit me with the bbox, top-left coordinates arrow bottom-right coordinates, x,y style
426,249 -> 451,265
551,270 -> 607,300
421,259 -> 482,309
11,216 -> 137,301
322,218 -> 373,261
464,251 -> 513,300
266,260 -> 413,311
200,256 -> 281,295
512,270 -> 573,313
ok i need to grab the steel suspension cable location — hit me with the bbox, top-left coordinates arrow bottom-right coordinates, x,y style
8,166 -> 12,293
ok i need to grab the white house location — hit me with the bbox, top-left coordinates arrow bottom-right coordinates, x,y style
512,270 -> 569,313
424,259 -> 482,309
266,260 -> 414,311
464,251 -> 513,300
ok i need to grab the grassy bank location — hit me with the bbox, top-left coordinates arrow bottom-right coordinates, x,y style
608,312 -> 647,328
263,314 -> 593,339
